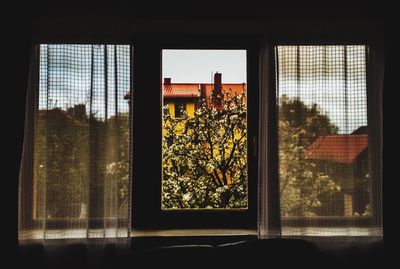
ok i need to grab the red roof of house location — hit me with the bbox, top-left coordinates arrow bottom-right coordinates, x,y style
163,84 -> 200,98
162,83 -> 246,99
305,134 -> 368,164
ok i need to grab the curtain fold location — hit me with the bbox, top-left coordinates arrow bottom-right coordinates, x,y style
18,44 -> 132,246
259,43 -> 383,247
258,38 -> 281,238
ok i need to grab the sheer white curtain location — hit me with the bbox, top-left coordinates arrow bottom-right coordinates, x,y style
259,43 -> 383,248
18,44 -> 132,246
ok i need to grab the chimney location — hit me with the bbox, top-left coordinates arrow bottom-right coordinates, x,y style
213,72 -> 222,95
200,84 -> 207,100
212,72 -> 223,109
164,78 -> 171,85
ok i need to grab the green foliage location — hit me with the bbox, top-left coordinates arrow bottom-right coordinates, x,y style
162,94 -> 342,213
279,120 -> 340,216
104,114 -> 130,213
35,105 -> 130,219
36,107 -> 89,218
162,93 -> 247,209
279,97 -> 341,216
36,95 -> 348,217
279,95 -> 338,147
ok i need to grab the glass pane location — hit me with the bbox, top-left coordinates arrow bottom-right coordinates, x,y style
276,45 -> 371,217
161,50 -> 248,209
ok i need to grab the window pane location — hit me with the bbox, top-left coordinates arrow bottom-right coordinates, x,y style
276,45 -> 371,218
161,50 -> 248,209
34,44 -> 131,226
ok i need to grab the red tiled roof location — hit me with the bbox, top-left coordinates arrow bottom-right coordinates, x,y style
162,83 -> 246,99
305,134 -> 368,164
163,84 -> 200,98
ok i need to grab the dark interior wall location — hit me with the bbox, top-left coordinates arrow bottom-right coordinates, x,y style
7,0 -> 394,263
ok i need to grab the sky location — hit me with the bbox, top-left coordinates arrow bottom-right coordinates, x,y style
39,44 -> 131,118
162,48 -> 367,134
162,50 -> 247,83
276,45 -> 368,134
39,45 -> 367,134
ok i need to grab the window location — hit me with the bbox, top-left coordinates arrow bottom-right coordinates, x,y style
132,38 -> 258,229
19,44 -> 132,239
273,45 -> 382,234
19,38 -> 382,239
161,50 -> 248,210
174,101 -> 186,118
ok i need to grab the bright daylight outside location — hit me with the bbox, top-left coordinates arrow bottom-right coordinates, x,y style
34,44 -> 131,222
161,50 -> 248,210
32,45 -> 372,220
277,45 -> 372,218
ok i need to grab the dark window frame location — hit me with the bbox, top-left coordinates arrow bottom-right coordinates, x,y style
132,35 -> 260,230
21,37 -> 382,233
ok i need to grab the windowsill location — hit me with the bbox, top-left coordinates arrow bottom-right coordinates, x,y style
281,227 -> 383,237
131,229 -> 258,237
19,227 -> 382,241
19,228 -> 257,241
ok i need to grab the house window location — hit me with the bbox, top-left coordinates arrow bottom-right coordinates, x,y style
275,45 -> 381,228
174,101 -> 186,118
161,49 -> 248,210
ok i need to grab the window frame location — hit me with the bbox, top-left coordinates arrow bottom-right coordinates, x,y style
131,35 -> 260,230
21,37 -> 383,234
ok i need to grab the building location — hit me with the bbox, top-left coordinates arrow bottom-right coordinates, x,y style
163,78 -> 200,117
163,72 -> 246,117
305,130 -> 370,216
